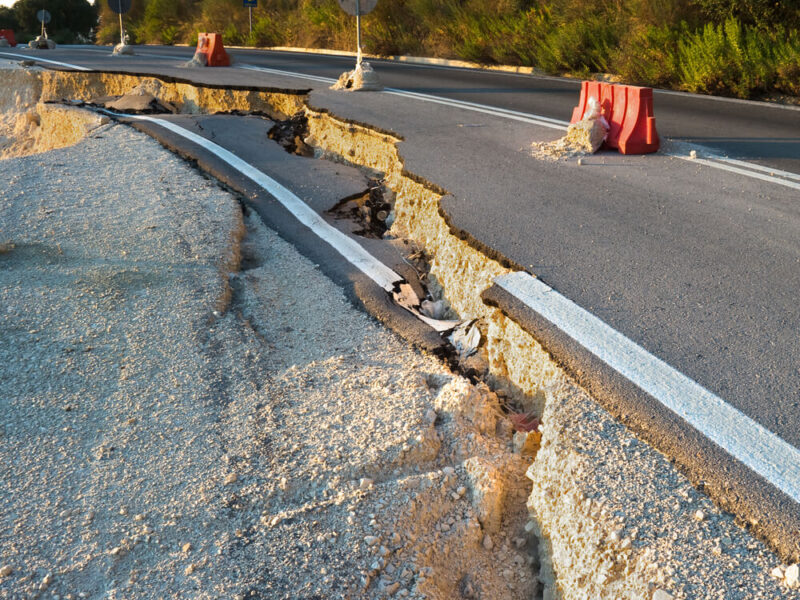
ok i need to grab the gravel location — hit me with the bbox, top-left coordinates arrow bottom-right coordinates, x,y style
0,121 -> 538,599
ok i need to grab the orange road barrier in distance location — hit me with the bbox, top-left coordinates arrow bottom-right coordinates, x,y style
0,29 -> 17,46
194,33 -> 230,67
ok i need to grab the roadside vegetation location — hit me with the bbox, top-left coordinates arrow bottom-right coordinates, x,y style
0,0 -> 96,44
3,0 -> 798,99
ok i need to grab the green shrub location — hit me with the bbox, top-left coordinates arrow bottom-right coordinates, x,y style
612,24 -> 681,87
536,14 -> 617,75
246,15 -> 283,48
677,17 -> 798,98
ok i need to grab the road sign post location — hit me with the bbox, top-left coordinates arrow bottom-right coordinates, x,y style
243,0 -> 257,37
108,0 -> 133,55
336,0 -> 377,67
36,9 -> 51,39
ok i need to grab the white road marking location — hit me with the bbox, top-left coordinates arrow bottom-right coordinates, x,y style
495,270 -> 800,503
107,112 -> 402,291
0,51 -> 92,71
676,154 -> 800,192
237,63 -> 334,85
382,87 -> 569,130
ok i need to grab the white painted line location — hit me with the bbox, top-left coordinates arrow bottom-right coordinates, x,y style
0,51 -> 92,71
676,155 -> 800,192
238,64 -> 334,85
495,270 -> 800,503
109,112 -> 401,291
238,64 -> 569,130
711,156 -> 800,183
383,88 -> 570,130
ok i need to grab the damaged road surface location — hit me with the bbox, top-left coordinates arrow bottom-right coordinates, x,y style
3,56 -> 800,599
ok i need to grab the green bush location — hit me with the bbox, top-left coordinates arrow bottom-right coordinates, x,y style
612,24 -> 681,88
677,17 -> 799,97
78,0 -> 800,100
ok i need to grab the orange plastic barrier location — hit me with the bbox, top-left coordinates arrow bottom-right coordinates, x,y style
194,33 -> 230,67
570,80 -> 659,154
616,86 -> 659,155
0,29 -> 16,47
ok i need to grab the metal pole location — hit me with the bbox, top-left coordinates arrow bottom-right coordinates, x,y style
249,6 -> 252,36
356,0 -> 362,66
118,0 -> 125,46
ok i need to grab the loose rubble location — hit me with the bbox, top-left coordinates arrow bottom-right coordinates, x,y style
332,61 -> 384,92
531,97 -> 609,160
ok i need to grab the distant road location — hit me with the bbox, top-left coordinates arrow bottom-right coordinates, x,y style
125,45 -> 800,174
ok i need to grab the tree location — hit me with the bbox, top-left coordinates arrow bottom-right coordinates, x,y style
0,6 -> 20,30
13,0 -> 97,39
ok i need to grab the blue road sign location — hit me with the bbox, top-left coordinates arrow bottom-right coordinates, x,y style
243,0 -> 257,7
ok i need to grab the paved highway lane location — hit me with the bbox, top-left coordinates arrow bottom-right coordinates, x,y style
21,44 -> 800,173
4,45 -> 800,555
94,45 -> 800,174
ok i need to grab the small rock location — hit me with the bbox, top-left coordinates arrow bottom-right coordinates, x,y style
771,566 -> 785,579
364,536 -> 379,546
693,509 -> 706,521
785,564 -> 799,587
652,590 -> 673,600
359,478 -> 374,490
0,565 -> 12,577
689,150 -> 698,160
385,581 -> 401,595
577,158 -> 584,166
184,564 -> 195,575
442,466 -> 455,476
182,542 -> 192,553
379,545 -> 390,557
40,573 -> 53,591
224,473 -> 238,485
482,534 -> 493,550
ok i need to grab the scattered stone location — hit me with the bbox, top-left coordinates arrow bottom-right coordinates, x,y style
482,534 -> 493,550
693,509 -> 706,522
385,581 -> 400,595
771,566 -> 785,579
182,542 -> 192,553
224,473 -> 238,485
331,61 -> 383,92
652,590 -> 673,600
785,564 -> 799,587
40,573 -> 53,591
364,535 -> 379,546
0,565 -> 12,577
359,478 -> 373,490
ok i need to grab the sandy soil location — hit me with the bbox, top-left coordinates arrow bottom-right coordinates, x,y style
0,119 -> 539,599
